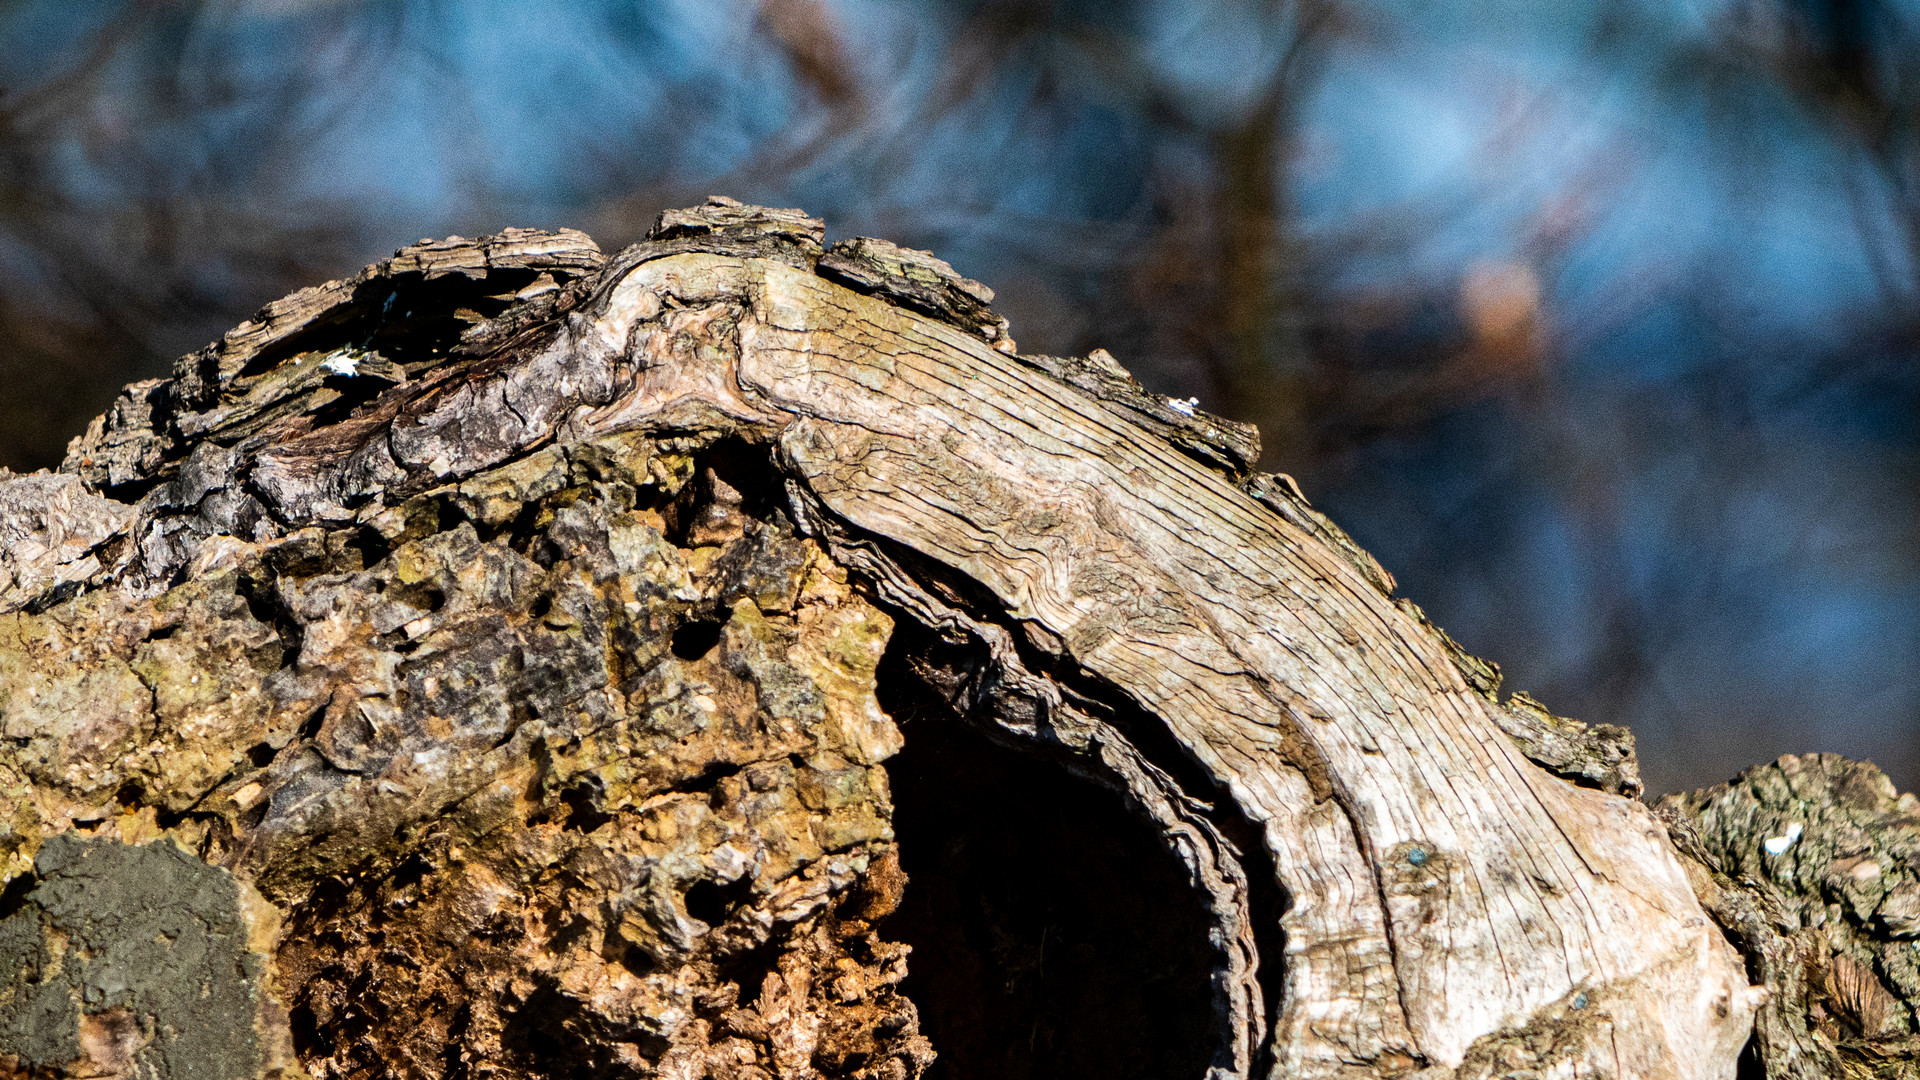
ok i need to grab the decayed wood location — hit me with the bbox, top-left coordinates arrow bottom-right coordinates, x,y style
0,196 -> 1822,1080
4,425 -> 930,1079
572,206 -> 1761,1076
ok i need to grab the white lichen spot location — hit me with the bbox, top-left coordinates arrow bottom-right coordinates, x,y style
320,348 -> 362,377
1168,396 -> 1199,416
1762,821 -> 1803,855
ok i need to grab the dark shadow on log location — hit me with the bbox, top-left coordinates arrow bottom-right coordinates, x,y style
879,694 -> 1217,1080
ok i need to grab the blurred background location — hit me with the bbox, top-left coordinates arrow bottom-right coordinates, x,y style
0,0 -> 1913,795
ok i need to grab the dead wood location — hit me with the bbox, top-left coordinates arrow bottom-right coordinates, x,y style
0,196 -> 1897,1080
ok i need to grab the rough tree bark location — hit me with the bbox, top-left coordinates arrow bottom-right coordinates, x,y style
0,198 -> 1913,1080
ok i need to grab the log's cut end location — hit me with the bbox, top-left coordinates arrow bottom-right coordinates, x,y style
0,197 -> 1804,1080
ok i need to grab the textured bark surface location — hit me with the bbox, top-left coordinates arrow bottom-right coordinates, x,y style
0,424 -> 930,1080
0,196 -> 1883,1080
1660,754 -> 1920,1078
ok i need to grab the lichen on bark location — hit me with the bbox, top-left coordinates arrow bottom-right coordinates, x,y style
1661,754 -> 1920,1078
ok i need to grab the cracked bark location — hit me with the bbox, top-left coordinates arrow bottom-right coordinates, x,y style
0,198 -> 1904,1080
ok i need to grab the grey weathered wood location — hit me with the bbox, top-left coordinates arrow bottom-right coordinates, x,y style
0,197 -> 1800,1080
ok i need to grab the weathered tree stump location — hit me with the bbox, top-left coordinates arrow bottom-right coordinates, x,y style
0,198 -> 1911,1080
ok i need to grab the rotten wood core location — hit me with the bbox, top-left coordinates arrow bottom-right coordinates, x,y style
0,197 -> 1887,1080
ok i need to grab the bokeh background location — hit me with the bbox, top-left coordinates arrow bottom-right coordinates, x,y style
1,0 -> 1914,795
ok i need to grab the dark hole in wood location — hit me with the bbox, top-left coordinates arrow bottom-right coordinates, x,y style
1736,1033 -> 1765,1080
343,526 -> 393,572
499,981 -> 669,1079
558,781 -> 613,834
0,869 -> 34,922
672,619 -> 725,661
882,714 -> 1218,1080
683,875 -> 754,928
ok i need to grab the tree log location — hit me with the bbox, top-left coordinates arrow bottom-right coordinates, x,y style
0,197 -> 1908,1080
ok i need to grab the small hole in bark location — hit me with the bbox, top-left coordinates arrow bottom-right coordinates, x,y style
672,620 -> 725,661
435,496 -> 469,537
386,854 -> 433,900
0,869 -> 35,921
498,499 -> 548,554
502,988 -> 573,1067
247,741 -> 278,768
723,947 -> 782,1010
683,876 -> 753,927
344,527 -> 393,571
558,783 -> 613,833
441,1001 -> 474,1080
239,581 -> 278,626
661,438 -> 784,545
289,1003 -> 333,1060
700,439 -> 789,523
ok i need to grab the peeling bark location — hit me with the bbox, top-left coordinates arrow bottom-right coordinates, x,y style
0,196 -> 1893,1080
